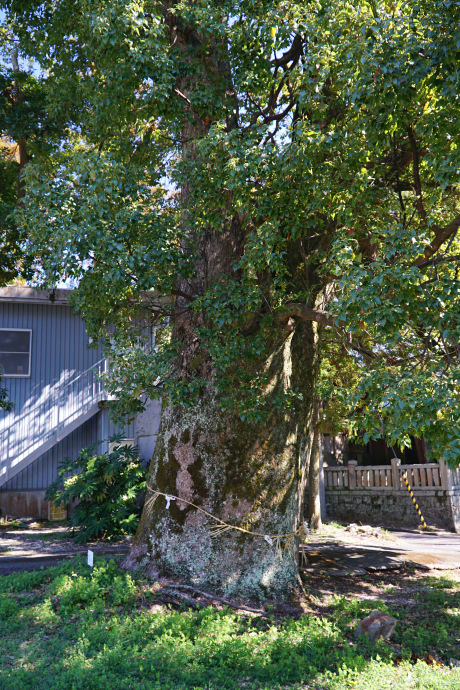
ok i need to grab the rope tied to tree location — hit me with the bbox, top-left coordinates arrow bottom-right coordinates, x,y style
144,486 -> 310,561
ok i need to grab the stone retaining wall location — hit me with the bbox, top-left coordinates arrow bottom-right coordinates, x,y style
451,487 -> 460,532
324,488 -> 459,532
321,458 -> 460,533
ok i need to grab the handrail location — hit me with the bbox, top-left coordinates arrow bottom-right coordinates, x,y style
57,358 -> 107,388
0,358 -> 106,440
0,358 -> 108,483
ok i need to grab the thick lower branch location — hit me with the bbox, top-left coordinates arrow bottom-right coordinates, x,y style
280,302 -> 332,327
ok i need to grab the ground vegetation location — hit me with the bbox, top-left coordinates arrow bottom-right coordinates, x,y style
0,554 -> 459,688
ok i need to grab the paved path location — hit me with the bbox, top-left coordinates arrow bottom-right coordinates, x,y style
0,525 -> 130,575
301,528 -> 460,576
391,530 -> 460,555
384,529 -> 460,570
0,550 -> 130,575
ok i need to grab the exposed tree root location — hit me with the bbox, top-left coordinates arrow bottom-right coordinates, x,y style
159,583 -> 268,616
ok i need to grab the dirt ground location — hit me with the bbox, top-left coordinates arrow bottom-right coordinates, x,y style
0,519 -> 130,574
300,556 -> 460,614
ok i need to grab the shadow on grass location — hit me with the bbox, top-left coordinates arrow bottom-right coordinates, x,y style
0,608 -> 388,689
301,564 -> 459,651
1,557 -> 459,689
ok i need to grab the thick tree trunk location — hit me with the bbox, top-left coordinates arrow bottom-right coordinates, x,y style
123,18 -> 322,600
125,320 -> 321,600
125,204 -> 323,600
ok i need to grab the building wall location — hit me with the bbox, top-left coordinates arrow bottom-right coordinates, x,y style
0,297 -> 104,435
0,414 -> 99,492
133,398 -> 162,468
0,415 -> 100,519
0,291 -> 140,516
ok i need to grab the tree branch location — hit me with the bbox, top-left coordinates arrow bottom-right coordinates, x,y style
279,302 -> 333,326
171,289 -> 195,302
9,46 -> 29,199
271,34 -> 303,70
407,125 -> 427,226
174,88 -> 192,107
416,252 -> 460,270
413,215 -> 460,266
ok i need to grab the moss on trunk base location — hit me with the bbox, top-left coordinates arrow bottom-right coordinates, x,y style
124,322 -> 320,602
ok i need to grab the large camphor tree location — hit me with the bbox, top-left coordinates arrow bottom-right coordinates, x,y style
2,0 -> 459,599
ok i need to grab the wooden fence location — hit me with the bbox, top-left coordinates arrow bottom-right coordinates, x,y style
324,458 -> 458,491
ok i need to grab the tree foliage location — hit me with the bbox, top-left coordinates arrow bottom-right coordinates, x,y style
0,373 -> 13,411
0,25 -> 64,284
2,0 -> 460,460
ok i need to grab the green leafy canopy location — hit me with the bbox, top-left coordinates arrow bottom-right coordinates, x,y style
2,0 -> 460,462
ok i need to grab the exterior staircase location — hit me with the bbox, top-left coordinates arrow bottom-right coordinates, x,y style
0,359 -> 107,488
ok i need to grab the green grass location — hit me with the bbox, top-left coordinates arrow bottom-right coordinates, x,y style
0,557 -> 459,689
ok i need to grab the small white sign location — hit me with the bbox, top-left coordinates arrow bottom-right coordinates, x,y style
87,549 -> 94,567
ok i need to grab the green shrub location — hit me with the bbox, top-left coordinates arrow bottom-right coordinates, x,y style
0,370 -> 13,411
46,438 -> 146,543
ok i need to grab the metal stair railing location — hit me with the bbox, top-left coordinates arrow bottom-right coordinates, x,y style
0,359 -> 107,485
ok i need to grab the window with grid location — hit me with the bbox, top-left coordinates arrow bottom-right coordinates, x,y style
0,329 -> 32,377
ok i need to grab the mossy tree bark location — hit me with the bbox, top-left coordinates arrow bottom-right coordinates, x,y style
127,321 -> 321,600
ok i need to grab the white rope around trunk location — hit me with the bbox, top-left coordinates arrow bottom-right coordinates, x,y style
145,486 -> 310,561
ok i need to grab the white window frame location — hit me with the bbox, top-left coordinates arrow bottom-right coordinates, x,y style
108,438 -> 135,454
0,328 -> 32,378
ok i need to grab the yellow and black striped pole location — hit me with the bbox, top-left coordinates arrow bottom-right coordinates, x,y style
400,469 -> 427,530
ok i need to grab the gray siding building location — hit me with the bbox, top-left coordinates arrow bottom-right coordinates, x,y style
0,287 -> 161,519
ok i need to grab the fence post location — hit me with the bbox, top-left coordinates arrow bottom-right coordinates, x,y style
348,460 -> 357,489
439,458 -> 453,491
391,456 -> 400,488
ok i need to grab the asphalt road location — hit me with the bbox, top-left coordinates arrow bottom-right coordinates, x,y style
391,529 -> 460,555
0,548 -> 130,575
